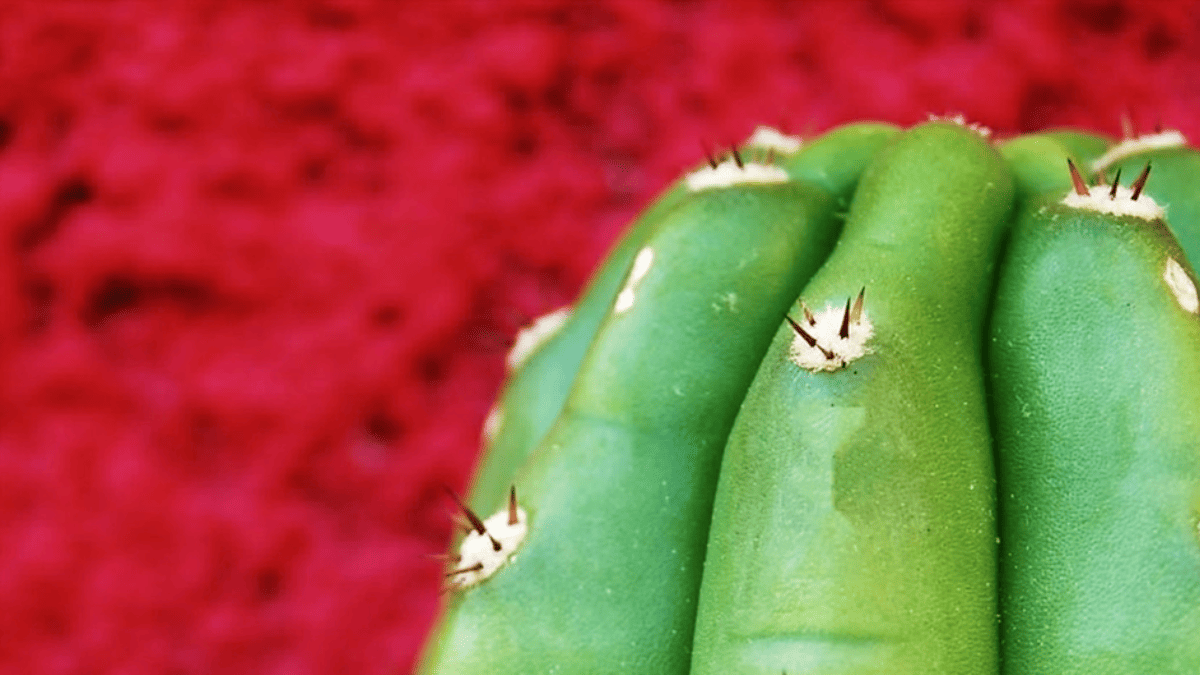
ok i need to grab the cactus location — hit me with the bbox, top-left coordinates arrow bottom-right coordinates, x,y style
417,119 -> 1200,674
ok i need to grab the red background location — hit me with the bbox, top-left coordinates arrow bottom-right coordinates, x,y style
0,1 -> 1196,673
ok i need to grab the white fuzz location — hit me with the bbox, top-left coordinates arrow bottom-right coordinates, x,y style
684,158 -> 788,192
450,505 -> 528,590
614,247 -> 654,314
1164,257 -> 1199,314
927,113 -> 992,139
1061,184 -> 1164,221
506,307 -> 572,371
481,405 -> 503,445
1092,130 -> 1187,173
745,126 -> 803,155
788,300 -> 874,373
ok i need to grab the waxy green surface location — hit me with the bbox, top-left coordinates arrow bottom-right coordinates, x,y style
989,200 -> 1200,674
421,120 -> 1200,674
691,122 -> 1013,675
466,122 -> 899,516
419,177 -> 843,674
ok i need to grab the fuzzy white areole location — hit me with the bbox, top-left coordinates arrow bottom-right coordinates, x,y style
745,126 -> 803,155
787,291 -> 874,373
448,498 -> 529,590
614,247 -> 655,314
1164,257 -> 1199,314
1061,183 -> 1165,221
684,157 -> 789,192
480,405 -> 504,446
927,113 -> 992,139
1092,130 -> 1188,174
506,307 -> 572,371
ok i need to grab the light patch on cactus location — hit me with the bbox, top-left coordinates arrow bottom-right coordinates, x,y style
481,405 -> 503,445
1092,130 -> 1187,173
506,307 -> 572,371
685,158 -> 788,192
1164,257 -> 1199,314
745,126 -> 803,155
446,489 -> 528,590
1061,184 -> 1165,221
614,247 -> 654,314
787,289 -> 874,373
927,113 -> 992,139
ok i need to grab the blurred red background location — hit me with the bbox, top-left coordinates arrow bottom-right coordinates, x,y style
0,1 -> 1196,673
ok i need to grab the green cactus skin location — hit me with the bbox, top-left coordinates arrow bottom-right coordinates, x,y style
418,175 -> 844,674
779,122 -> 900,207
465,165 -> 687,515
689,122 -> 1013,675
421,120 -> 1200,673
988,195 -> 1200,674
466,122 -> 899,516
1102,137 -> 1200,271
999,133 -> 1106,199
1034,129 -> 1112,170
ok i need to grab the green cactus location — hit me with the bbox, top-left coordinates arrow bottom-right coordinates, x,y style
418,119 -> 1200,675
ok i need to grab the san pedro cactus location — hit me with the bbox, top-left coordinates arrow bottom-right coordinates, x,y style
417,119 -> 1200,674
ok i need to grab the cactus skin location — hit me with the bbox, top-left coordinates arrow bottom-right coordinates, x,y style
466,122 -> 900,517
418,176 -> 844,674
1035,129 -> 1112,170
465,165 -> 687,515
779,122 -> 899,205
691,122 -> 1013,675
989,195 -> 1200,674
420,121 -> 1200,673
999,133 -> 1105,199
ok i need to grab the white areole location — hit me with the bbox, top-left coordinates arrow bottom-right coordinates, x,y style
1164,257 -> 1199,314
684,158 -> 789,192
506,307 -> 572,371
788,295 -> 874,373
745,125 -> 803,155
614,247 -> 655,314
449,501 -> 529,590
1061,184 -> 1165,221
1091,130 -> 1187,174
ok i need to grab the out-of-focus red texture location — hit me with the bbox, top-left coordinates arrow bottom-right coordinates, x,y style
0,1 -> 1196,673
